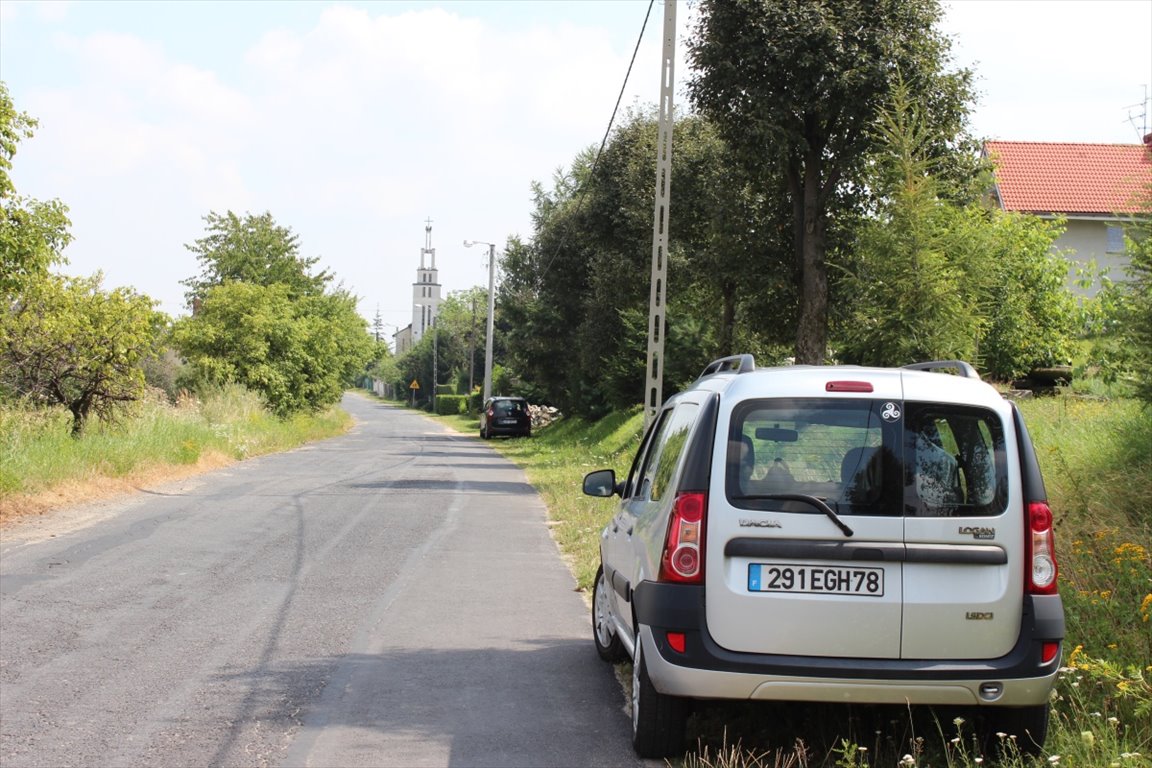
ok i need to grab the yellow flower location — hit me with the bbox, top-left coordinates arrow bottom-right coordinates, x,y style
1140,594 -> 1152,622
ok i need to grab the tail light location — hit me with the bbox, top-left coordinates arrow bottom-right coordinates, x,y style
1026,501 -> 1058,594
659,492 -> 707,583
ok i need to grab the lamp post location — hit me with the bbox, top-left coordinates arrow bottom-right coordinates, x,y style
464,239 -> 496,403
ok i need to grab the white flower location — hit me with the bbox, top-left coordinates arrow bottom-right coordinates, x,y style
1048,756 -> 1061,764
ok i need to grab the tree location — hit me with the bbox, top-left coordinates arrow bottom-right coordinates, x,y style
1,81 -> 72,297
1116,183 -> 1152,405
174,211 -> 372,416
686,0 -> 977,363
0,273 -> 165,434
173,282 -> 373,416
837,83 -> 1076,378
500,111 -> 782,416
181,211 -> 331,304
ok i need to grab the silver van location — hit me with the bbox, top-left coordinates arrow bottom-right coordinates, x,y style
583,356 -> 1064,758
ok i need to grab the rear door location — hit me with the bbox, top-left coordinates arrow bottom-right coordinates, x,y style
603,401 -> 700,641
707,383 -> 907,660
899,399 -> 1023,659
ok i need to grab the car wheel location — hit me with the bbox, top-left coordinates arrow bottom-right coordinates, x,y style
984,704 -> 1049,758
592,566 -> 626,662
631,634 -> 688,759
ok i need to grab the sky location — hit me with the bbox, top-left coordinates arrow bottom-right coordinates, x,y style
2,0 -> 1150,342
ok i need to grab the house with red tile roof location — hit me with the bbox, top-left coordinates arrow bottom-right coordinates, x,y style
984,138 -> 1151,294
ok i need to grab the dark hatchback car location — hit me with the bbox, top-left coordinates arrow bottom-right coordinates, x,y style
480,397 -> 531,439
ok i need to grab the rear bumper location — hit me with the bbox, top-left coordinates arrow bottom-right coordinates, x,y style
633,581 -> 1064,707
484,421 -> 531,436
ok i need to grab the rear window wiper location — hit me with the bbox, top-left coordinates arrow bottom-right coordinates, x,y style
729,493 -> 855,537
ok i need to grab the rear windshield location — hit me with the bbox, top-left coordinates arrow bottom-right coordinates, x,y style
726,398 -> 1007,517
493,400 -> 527,417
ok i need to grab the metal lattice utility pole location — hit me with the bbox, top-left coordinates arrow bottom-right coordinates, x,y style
645,0 -> 676,428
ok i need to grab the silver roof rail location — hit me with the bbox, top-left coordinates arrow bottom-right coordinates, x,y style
699,354 -> 756,379
903,360 -> 980,379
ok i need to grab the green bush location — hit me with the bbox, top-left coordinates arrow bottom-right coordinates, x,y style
434,394 -> 467,416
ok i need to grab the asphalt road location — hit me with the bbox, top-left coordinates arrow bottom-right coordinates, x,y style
0,393 -> 644,768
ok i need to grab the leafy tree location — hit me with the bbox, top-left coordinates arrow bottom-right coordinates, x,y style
686,0 -> 977,363
181,211 -> 331,305
175,211 -> 371,415
1118,184 -> 1152,405
172,282 -> 372,416
0,273 -> 165,434
391,289 -> 488,408
837,84 -> 1075,378
1,81 -> 72,297
501,111 -> 778,416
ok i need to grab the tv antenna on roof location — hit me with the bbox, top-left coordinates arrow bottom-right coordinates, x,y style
1124,85 -> 1148,139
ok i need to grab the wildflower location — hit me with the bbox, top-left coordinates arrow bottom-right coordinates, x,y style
1048,756 -> 1061,764
1108,717 -> 1119,725
996,732 -> 1007,739
899,756 -> 916,767
1081,731 -> 1096,748
953,716 -> 966,727
1140,594 -> 1152,622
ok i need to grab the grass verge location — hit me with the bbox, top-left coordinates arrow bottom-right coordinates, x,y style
0,385 -> 352,526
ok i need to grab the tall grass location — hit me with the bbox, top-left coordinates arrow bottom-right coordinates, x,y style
0,385 -> 351,516
427,392 -> 1151,767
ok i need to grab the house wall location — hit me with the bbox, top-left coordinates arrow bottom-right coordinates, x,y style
394,325 -> 414,355
1050,217 -> 1131,296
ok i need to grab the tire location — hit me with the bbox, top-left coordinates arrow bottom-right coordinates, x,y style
631,635 -> 689,759
592,566 -> 627,662
984,704 -> 1049,758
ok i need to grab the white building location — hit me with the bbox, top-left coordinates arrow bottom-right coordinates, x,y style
393,220 -> 442,354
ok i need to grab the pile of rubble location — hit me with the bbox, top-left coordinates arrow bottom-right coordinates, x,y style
528,404 -> 561,429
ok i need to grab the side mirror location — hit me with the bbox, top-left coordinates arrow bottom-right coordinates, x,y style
583,469 -> 620,498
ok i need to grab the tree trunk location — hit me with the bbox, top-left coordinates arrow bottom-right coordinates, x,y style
794,145 -> 828,365
718,279 -> 736,357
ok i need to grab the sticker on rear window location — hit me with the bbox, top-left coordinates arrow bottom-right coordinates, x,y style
881,402 -> 901,422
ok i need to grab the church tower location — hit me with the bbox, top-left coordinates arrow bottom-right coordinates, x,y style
411,219 -> 441,343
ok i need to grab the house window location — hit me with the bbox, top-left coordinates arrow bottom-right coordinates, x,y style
1106,226 -> 1125,253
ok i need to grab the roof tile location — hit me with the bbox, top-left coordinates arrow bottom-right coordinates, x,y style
984,141 -> 1151,215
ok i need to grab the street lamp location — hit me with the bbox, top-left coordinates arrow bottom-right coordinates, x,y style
463,239 -> 497,403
